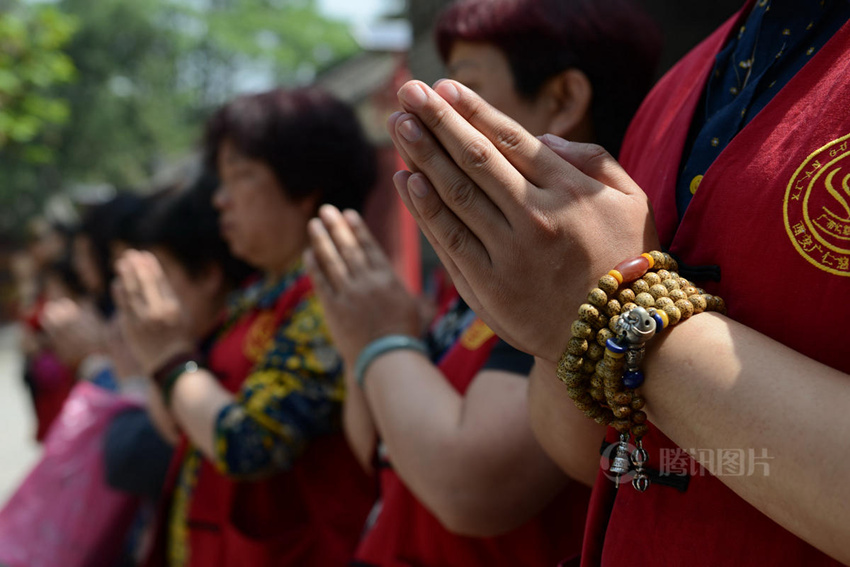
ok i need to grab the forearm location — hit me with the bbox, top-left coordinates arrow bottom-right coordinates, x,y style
528,358 -> 606,487
169,368 -> 233,461
342,371 -> 378,474
644,313 -> 850,564
363,351 -> 567,535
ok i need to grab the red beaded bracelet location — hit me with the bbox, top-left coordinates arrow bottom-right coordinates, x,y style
558,250 -> 725,492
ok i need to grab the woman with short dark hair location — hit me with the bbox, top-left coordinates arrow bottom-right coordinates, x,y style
114,86 -> 377,567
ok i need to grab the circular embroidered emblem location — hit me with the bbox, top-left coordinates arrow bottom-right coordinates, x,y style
784,133 -> 850,276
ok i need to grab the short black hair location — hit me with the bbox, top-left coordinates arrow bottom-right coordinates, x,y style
136,171 -> 255,290
203,86 -> 377,212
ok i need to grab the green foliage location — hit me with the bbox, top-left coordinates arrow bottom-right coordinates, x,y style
0,2 -> 77,154
0,0 -> 359,237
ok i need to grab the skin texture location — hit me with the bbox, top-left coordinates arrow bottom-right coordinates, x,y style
305,206 -> 578,536
386,78 -> 850,565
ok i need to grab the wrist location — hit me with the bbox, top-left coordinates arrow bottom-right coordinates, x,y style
354,334 -> 428,389
151,350 -> 202,407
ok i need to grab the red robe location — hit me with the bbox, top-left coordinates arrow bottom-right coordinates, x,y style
354,313 -> 590,566
148,275 -> 374,566
579,4 -> 850,566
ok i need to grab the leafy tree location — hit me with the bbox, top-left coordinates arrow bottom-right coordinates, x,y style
0,0 -> 359,237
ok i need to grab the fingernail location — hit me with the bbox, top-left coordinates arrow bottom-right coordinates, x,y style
399,83 -> 428,110
541,133 -> 569,150
398,118 -> 422,143
434,80 -> 459,104
408,174 -> 430,198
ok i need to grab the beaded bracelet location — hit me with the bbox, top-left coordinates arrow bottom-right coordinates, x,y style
558,250 -> 725,492
354,335 -> 428,388
152,351 -> 201,407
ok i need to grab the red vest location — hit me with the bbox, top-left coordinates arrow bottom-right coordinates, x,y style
150,275 -> 374,567
580,6 -> 850,566
355,315 -> 590,566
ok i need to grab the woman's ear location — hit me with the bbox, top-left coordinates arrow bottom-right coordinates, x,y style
541,68 -> 594,142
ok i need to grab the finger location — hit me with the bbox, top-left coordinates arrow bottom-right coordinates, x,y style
427,79 -> 594,192
397,81 -> 576,205
392,170 -> 490,316
317,205 -> 370,277
392,112 -> 511,250
341,209 -> 391,270
387,111 -> 418,173
115,252 -> 150,316
303,249 -> 335,305
111,279 -> 129,313
538,134 -> 639,195
307,217 -> 349,293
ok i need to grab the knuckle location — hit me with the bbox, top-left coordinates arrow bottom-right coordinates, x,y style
445,177 -> 478,211
582,143 -> 612,169
493,123 -> 523,153
443,224 -> 469,256
459,138 -> 492,170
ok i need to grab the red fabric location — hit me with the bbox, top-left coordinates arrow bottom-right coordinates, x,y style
581,6 -> 850,566
355,316 -> 589,566
148,275 -> 374,567
30,351 -> 75,442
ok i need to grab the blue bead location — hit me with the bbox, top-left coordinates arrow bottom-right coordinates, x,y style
623,370 -> 645,388
652,313 -> 665,332
606,338 -> 627,354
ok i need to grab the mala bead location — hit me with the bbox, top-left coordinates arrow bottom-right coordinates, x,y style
572,320 -> 593,339
605,299 -> 622,317
655,269 -> 671,281
579,303 -> 600,324
598,274 -> 620,296
618,288 -> 636,305
642,272 -> 661,286
715,296 -> 727,314
596,313 -> 610,330
621,301 -> 638,313
655,296 -> 674,309
612,419 -> 631,433
632,410 -> 648,424
649,284 -> 669,299
590,388 -> 605,401
663,303 -> 682,325
613,391 -> 633,405
688,294 -> 707,313
612,254 -> 651,282
587,342 -> 604,361
560,371 -> 585,388
574,395 -> 595,411
668,289 -> 687,302
582,358 -> 597,374
596,328 -> 614,347
631,278 -> 650,295
631,424 -> 650,438
613,405 -> 632,419
663,278 -> 681,292
561,354 -> 584,372
588,288 -> 609,308
634,292 -> 655,309
648,250 -> 666,268
566,386 -> 586,399
623,370 -> 645,388
664,254 -> 678,271
590,375 -> 603,389
682,285 -> 698,297
675,299 -> 695,320
608,315 -> 620,333
567,337 -> 588,356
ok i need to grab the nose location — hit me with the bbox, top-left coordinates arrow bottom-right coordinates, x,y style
212,183 -> 229,210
